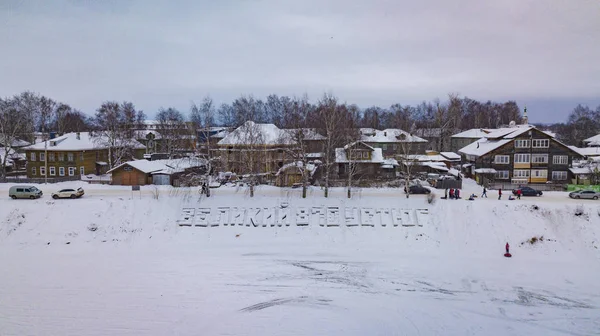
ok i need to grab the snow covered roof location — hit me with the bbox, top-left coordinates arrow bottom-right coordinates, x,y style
0,147 -> 22,166
452,126 -> 554,140
24,132 -> 146,151
275,161 -> 317,176
583,134 -> 600,144
134,130 -> 162,140
474,168 -> 497,174
404,154 -> 449,162
210,130 -> 231,139
335,147 -> 384,163
422,162 -> 449,171
0,136 -> 30,147
440,152 -> 461,160
359,128 -> 427,143
343,141 -> 374,151
451,129 -> 491,139
570,146 -> 600,157
569,165 -> 600,175
458,138 -> 512,157
218,121 -> 293,146
107,157 -> 206,175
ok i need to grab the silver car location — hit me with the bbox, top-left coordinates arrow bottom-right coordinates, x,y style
569,190 -> 600,200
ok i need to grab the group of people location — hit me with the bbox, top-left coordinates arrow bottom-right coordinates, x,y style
481,187 -> 521,200
443,188 -> 461,199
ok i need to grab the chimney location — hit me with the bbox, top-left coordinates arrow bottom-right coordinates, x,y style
76,132 -> 81,140
523,107 -> 528,125
384,131 -> 387,136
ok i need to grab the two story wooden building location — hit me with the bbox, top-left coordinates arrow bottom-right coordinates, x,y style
359,128 -> 428,157
23,132 -> 145,178
459,126 -> 582,185
213,121 -> 326,175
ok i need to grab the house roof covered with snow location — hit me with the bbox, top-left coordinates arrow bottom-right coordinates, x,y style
0,136 -> 31,148
569,146 -> 600,157
452,126 -> 554,140
218,121 -> 292,146
24,132 -> 146,151
458,138 -> 512,157
440,152 -> 461,161
451,129 -> 492,139
107,157 -> 206,175
584,134 -> 600,144
359,128 -> 427,143
335,147 -> 384,164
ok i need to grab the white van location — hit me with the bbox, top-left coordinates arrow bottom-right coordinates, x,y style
9,186 -> 43,199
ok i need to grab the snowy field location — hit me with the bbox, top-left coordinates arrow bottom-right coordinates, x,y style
1,180 -> 600,335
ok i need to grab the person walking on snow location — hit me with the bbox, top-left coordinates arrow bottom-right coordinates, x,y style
449,188 -> 455,199
517,188 -> 522,200
498,188 -> 502,200
482,187 -> 487,198
505,242 -> 510,254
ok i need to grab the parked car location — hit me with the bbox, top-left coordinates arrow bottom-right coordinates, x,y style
512,186 -> 543,196
51,187 -> 85,199
406,185 -> 431,194
569,190 -> 600,200
9,185 -> 43,199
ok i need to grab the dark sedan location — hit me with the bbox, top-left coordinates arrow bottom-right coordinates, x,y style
512,186 -> 543,196
406,185 -> 431,194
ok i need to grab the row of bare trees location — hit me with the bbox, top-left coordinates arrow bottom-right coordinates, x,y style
543,104 -> 600,146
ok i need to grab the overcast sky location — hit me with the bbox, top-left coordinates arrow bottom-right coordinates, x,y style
1,0 -> 599,123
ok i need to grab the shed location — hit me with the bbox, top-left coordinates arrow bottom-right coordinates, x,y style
107,160 -> 167,186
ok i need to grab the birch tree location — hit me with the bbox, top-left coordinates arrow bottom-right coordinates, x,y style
279,96 -> 317,198
0,97 -> 33,178
93,101 -> 145,168
156,107 -> 186,156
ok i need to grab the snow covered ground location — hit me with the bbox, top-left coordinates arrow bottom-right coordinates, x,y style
1,180 -> 600,335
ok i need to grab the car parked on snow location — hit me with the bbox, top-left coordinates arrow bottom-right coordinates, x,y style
9,185 -> 43,199
51,187 -> 85,199
405,185 -> 431,194
569,190 -> 600,200
512,186 -> 543,196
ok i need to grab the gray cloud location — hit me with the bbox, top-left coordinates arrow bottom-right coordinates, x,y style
1,0 -> 599,122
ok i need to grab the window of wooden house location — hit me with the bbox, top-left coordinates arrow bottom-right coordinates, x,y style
67,153 -> 74,162
495,171 -> 509,179
40,167 -> 46,176
30,152 -> 36,161
514,140 -> 530,148
49,153 -> 55,161
552,171 -> 567,180
513,170 -> 530,178
58,152 -> 64,161
552,155 -> 568,165
68,167 -> 75,176
494,155 -> 510,164
80,152 -> 84,161
49,167 -> 56,176
80,167 -> 85,175
31,166 -> 36,175
532,139 -> 549,148
59,167 -> 65,176
514,154 -> 530,163
531,154 -> 548,164
531,169 -> 548,178
39,152 -> 45,161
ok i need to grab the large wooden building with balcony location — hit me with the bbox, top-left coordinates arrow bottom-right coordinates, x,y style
23,132 -> 145,179
459,125 -> 581,185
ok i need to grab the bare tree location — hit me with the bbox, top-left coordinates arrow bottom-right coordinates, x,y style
191,96 -> 217,193
279,96 -> 318,198
156,107 -> 187,157
0,97 -> 33,178
236,121 -> 266,197
316,94 -> 342,198
93,101 -> 145,168
397,124 -> 420,198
